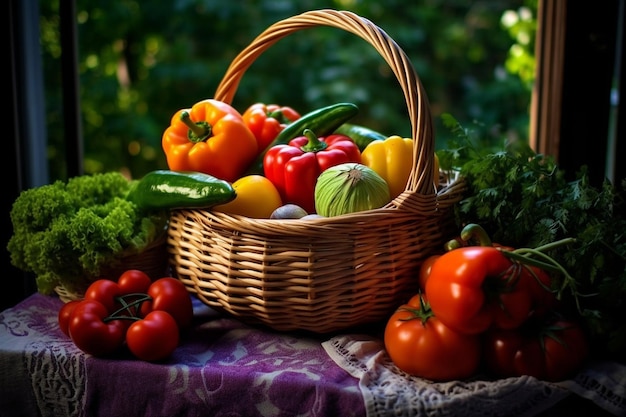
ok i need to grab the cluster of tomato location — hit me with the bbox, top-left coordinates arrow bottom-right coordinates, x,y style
384,224 -> 589,382
58,270 -> 193,362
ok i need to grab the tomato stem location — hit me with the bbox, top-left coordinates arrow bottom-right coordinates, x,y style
103,293 -> 153,323
398,294 -> 433,325
499,237 -> 583,312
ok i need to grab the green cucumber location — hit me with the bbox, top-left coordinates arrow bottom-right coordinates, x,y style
126,170 -> 236,210
245,102 -> 359,175
334,123 -> 387,152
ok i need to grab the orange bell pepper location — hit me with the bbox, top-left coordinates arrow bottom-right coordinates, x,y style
162,99 -> 257,182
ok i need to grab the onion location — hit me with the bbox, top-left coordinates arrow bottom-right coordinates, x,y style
314,163 -> 391,216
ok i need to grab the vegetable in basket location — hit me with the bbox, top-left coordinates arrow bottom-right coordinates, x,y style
361,135 -> 440,199
162,98 -> 257,182
245,102 -> 359,175
333,123 -> 387,152
213,175 -> 283,218
264,129 -> 361,213
314,162 -> 391,217
7,172 -> 169,295
242,102 -> 301,152
126,169 -> 236,210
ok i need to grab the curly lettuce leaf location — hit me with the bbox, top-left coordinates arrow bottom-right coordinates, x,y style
7,172 -> 168,295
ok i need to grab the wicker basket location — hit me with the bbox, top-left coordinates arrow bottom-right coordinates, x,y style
166,9 -> 466,333
54,233 -> 170,303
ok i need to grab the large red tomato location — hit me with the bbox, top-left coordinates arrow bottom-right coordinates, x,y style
58,300 -> 81,337
83,279 -> 121,313
482,316 -> 589,381
67,299 -> 127,357
126,310 -> 179,362
384,294 -> 481,381
140,278 -> 193,329
117,269 -> 152,295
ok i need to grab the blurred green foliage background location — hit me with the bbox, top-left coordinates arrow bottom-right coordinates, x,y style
39,0 -> 536,180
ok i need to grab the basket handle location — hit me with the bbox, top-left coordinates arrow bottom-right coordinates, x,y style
214,9 -> 435,196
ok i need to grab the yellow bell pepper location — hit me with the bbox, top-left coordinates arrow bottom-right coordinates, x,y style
361,135 -> 440,199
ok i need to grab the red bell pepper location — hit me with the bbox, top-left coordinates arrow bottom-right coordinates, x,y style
263,129 -> 361,213
242,103 -> 301,152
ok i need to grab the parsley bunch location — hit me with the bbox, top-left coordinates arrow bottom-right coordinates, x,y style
438,114 -> 626,362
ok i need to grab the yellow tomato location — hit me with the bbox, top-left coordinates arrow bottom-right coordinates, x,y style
213,175 -> 282,218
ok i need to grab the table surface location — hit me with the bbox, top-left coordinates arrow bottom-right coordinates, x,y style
0,293 -> 365,417
1,293 -> 625,417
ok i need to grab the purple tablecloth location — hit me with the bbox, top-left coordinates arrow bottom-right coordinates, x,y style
0,293 -> 364,417
2,294 -> 625,417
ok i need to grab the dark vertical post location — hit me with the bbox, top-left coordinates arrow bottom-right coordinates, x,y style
4,0 -> 45,310
559,1 -> 619,185
60,0 -> 84,177
611,0 -> 625,184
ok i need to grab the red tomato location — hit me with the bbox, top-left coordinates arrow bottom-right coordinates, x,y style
140,278 -> 193,329
116,269 -> 153,316
58,300 -> 81,337
117,269 -> 152,295
523,266 -> 558,318
84,279 -> 121,313
542,319 -> 589,381
126,310 -> 179,361
425,246 -> 533,334
483,317 -> 589,381
418,254 -> 440,291
384,294 -> 481,381
68,299 -> 127,357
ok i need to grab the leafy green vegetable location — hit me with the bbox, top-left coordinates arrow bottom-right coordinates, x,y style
7,172 -> 169,295
438,114 -> 626,363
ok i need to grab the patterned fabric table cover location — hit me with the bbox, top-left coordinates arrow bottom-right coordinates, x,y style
1,293 -> 624,417
0,293 -> 364,417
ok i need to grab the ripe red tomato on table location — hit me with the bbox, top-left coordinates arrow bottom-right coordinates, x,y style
58,299 -> 82,337
523,266 -> 558,318
126,310 -> 180,362
482,317 -> 589,381
384,293 -> 481,381
67,299 -> 127,356
140,277 -> 193,329
117,269 -> 152,294
84,279 -> 122,312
